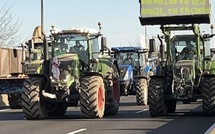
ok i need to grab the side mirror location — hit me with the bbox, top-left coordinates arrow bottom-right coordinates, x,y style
149,39 -> 156,53
13,49 -> 17,58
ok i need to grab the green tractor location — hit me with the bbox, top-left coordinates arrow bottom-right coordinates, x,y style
0,23 -> 121,119
148,24 -> 215,116
139,0 -> 215,116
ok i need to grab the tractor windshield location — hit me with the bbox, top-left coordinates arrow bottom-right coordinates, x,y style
171,35 -> 204,60
51,33 -> 100,64
115,52 -> 146,68
53,37 -> 87,54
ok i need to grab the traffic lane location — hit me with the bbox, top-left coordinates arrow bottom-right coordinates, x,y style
148,115 -> 215,134
0,96 -> 149,134
78,102 -> 214,134
0,97 -> 214,134
0,109 -> 151,134
148,102 -> 215,134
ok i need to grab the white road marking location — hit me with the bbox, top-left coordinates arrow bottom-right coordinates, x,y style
135,109 -> 148,114
67,128 -> 87,134
205,123 -> 215,134
0,109 -> 10,112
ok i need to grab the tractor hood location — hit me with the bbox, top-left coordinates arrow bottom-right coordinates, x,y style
118,64 -> 133,80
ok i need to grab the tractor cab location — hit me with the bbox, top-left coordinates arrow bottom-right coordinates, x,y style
171,34 -> 204,61
48,26 -> 103,85
111,46 -> 149,106
111,47 -> 148,76
50,27 -> 101,63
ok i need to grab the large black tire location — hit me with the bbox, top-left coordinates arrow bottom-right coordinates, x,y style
80,76 -> 105,118
22,77 -> 48,119
166,100 -> 176,113
135,78 -> 148,106
8,94 -> 22,109
104,65 -> 120,115
47,101 -> 67,116
148,77 -> 167,117
68,81 -> 79,107
201,76 -> 215,115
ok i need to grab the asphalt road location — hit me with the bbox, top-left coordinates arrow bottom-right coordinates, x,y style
0,96 -> 214,134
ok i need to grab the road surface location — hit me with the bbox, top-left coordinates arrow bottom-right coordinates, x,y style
0,96 -> 214,134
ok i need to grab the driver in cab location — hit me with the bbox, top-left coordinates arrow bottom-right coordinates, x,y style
74,40 -> 85,51
124,53 -> 133,64
181,40 -> 196,55
180,40 -> 196,59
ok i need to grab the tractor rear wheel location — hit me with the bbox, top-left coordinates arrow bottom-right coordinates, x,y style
80,76 -> 105,118
148,77 -> 167,117
105,65 -> 120,115
135,78 -> 148,106
22,77 -> 48,119
201,76 -> 215,115
8,94 -> 22,109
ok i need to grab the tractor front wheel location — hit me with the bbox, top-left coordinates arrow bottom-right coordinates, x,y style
166,100 -> 176,113
148,77 -> 167,117
21,77 -> 48,119
201,76 -> 215,115
47,100 -> 67,116
135,78 -> 148,106
8,94 -> 22,109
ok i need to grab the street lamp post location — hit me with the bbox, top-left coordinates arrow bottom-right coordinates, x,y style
41,0 -> 50,77
41,0 -> 44,35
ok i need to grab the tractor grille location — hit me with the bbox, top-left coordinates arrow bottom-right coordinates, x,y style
174,60 -> 194,78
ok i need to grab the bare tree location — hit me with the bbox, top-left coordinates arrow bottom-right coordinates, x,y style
0,3 -> 22,47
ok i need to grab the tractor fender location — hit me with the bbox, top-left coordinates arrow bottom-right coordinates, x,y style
98,56 -> 120,76
110,57 -> 120,73
113,60 -> 120,73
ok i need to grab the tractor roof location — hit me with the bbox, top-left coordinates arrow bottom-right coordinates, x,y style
50,27 -> 101,37
171,34 -> 197,42
111,47 -> 148,53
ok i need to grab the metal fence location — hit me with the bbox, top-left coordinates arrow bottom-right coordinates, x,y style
0,48 -> 23,76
